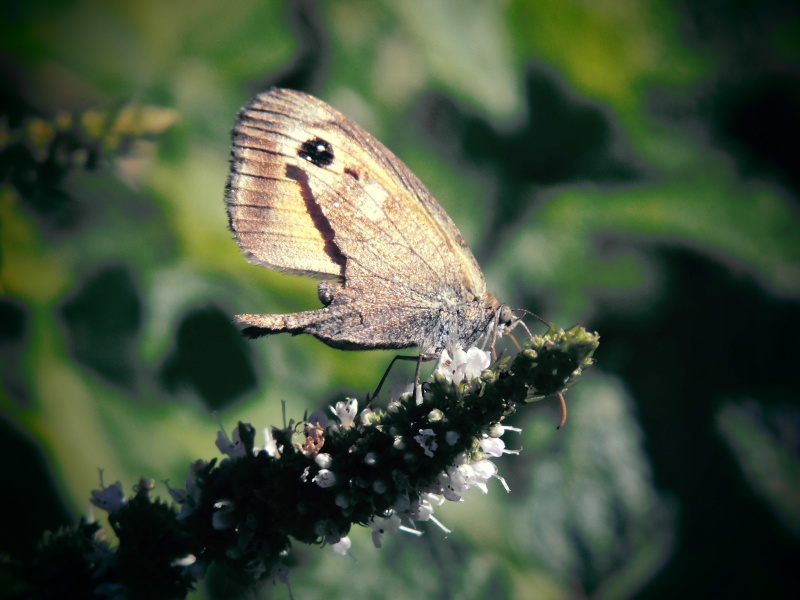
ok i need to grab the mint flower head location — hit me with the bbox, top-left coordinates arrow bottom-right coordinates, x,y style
42,326 -> 598,598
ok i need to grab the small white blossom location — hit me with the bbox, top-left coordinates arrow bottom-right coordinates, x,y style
313,468 -> 337,488
462,461 -> 490,493
471,459 -> 497,481
480,436 -> 506,457
474,458 -> 510,492
171,554 -> 197,568
216,427 -> 246,459
331,398 -> 358,429
488,423 -> 522,437
448,463 -> 475,493
90,479 -> 126,513
370,512 -> 401,548
332,536 -> 352,556
435,349 -> 455,379
414,428 -> 438,458
360,407 -> 376,426
435,346 -> 491,384
480,434 -> 520,457
259,427 -> 281,458
315,453 -> 333,469
434,472 -> 463,502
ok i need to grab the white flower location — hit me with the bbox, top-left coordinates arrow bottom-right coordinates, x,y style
459,460 -> 491,493
448,463 -> 475,492
258,427 -> 281,458
488,423 -> 522,437
480,435 -> 520,457
171,554 -> 197,568
360,407 -> 376,426
480,436 -> 506,457
414,428 -> 438,457
435,349 -> 455,380
215,426 -> 246,459
313,469 -> 337,488
331,398 -> 358,429
332,536 -> 352,556
370,512 -> 401,548
315,453 -> 333,469
432,471 -> 463,502
435,346 -> 491,384
90,479 -> 126,513
473,458 -> 510,492
421,453 -> 509,502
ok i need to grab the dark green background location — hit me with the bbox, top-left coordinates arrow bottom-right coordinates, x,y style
1,1 -> 798,598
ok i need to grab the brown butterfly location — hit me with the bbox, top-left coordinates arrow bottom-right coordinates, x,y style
225,88 -> 516,362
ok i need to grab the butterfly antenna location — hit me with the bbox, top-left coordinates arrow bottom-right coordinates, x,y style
514,308 -> 549,328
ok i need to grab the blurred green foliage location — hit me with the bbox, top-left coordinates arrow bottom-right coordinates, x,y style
1,0 -> 798,598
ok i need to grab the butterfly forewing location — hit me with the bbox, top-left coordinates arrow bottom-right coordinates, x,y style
227,101 -> 343,277
225,88 -> 500,353
228,89 -> 486,302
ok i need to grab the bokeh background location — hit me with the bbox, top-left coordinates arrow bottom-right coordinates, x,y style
1,0 -> 798,598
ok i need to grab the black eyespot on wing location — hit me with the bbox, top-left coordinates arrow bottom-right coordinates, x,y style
298,137 -> 335,167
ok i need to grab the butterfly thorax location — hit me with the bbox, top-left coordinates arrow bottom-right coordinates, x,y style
423,293 -> 502,354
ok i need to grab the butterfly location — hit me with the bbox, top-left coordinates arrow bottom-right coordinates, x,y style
225,88 -> 517,363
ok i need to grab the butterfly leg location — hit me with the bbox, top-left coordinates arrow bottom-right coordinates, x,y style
371,353 -> 437,400
234,310 -> 333,338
